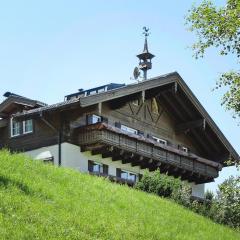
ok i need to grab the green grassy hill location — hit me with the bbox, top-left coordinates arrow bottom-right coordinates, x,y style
0,150 -> 239,240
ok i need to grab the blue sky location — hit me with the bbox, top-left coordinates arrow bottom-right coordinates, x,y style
0,0 -> 239,192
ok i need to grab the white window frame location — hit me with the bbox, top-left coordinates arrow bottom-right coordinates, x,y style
10,118 -> 20,137
120,170 -> 137,182
152,136 -> 167,145
23,119 -> 33,134
120,125 -> 138,135
92,161 -> 103,174
182,146 -> 189,153
97,88 -> 105,93
89,90 -> 97,95
92,114 -> 102,124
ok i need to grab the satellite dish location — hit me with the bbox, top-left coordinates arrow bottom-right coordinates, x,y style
133,67 -> 140,80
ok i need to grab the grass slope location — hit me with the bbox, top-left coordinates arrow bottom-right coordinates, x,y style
0,150 -> 239,240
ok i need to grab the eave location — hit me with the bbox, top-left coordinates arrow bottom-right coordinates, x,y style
11,71 -> 239,163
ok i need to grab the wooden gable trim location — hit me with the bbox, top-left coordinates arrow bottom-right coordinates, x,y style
79,72 -> 177,107
175,75 -> 239,161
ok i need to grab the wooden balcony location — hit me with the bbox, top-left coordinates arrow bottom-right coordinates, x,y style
76,123 -> 221,184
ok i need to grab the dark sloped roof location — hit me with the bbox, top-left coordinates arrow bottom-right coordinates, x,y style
13,97 -> 80,119
0,94 -> 47,117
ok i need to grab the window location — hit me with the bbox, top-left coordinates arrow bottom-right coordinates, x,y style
23,119 -> 33,134
120,125 -> 138,135
152,136 -> 167,145
97,88 -> 105,93
89,90 -> 97,95
92,114 -> 101,124
117,169 -> 137,182
10,118 -> 33,137
93,162 -> 103,173
87,114 -> 102,125
11,118 -> 20,137
182,146 -> 188,153
88,160 -> 108,175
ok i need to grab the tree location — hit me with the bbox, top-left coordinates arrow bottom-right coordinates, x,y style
185,0 -> 240,119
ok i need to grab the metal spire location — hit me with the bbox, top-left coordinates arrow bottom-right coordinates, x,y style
136,27 -> 155,80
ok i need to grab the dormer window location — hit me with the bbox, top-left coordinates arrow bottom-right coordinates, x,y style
89,90 -> 97,95
152,136 -> 167,145
97,88 -> 106,93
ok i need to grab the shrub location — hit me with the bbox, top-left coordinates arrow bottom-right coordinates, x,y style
136,170 -> 240,230
135,170 -> 189,200
213,176 -> 240,228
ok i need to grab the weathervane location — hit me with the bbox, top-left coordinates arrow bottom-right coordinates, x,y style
143,26 -> 150,37
132,27 -> 155,81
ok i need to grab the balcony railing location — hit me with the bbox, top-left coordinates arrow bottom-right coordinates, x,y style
77,123 -> 220,183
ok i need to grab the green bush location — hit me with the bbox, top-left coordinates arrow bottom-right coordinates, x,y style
135,170 -> 189,199
135,170 -> 240,230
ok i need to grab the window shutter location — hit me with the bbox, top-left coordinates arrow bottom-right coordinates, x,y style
86,115 -> 93,125
116,168 -> 121,178
139,174 -> 143,181
103,164 -> 108,175
138,130 -> 144,136
88,160 -> 93,172
101,116 -> 108,124
115,122 -> 121,128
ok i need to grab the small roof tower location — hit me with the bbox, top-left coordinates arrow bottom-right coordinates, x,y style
136,27 -> 155,80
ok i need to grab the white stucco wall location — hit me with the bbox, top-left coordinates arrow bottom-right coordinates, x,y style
24,142 -> 205,197
25,144 -> 59,165
24,142 -> 145,179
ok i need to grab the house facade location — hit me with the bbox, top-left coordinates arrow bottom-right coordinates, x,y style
0,72 -> 239,198
0,31 -> 238,198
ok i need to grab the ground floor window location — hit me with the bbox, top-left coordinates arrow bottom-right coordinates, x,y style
117,168 -> 137,182
88,160 -> 108,175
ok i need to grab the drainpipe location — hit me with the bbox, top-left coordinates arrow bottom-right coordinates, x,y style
58,118 -> 62,166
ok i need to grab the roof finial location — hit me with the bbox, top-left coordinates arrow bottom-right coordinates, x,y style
136,27 -> 155,80
143,26 -> 150,37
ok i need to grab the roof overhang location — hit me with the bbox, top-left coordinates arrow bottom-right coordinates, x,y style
11,71 -> 239,163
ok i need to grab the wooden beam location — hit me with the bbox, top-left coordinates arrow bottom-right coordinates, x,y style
131,156 -> 144,167
140,158 -> 153,169
191,129 -> 214,156
122,153 -> 135,164
175,119 -> 206,134
160,92 -> 186,121
174,93 -> 196,119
